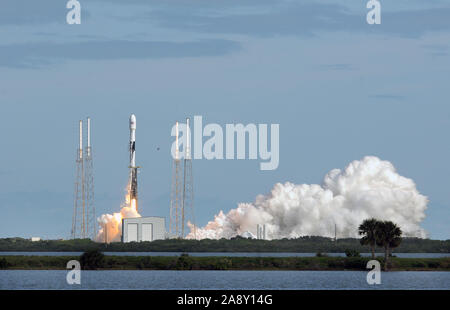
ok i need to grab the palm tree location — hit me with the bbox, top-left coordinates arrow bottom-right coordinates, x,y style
375,221 -> 402,270
358,218 -> 378,259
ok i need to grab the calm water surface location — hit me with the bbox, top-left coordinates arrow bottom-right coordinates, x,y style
0,270 -> 449,290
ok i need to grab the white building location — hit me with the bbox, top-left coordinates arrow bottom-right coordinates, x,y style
122,216 -> 166,242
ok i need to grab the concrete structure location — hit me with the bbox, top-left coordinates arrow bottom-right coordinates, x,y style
122,216 -> 166,242
31,237 -> 41,242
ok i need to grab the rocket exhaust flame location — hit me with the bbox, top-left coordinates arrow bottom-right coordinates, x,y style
96,186 -> 141,243
95,114 -> 141,243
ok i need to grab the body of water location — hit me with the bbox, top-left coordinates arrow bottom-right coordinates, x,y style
0,252 -> 449,258
0,270 -> 448,290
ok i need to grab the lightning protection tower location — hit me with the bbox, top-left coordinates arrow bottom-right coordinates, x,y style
84,117 -> 96,239
169,121 -> 183,238
72,118 -> 96,239
169,119 -> 196,239
181,118 -> 196,239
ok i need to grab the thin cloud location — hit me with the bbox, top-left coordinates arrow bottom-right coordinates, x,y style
0,39 -> 241,68
369,94 -> 405,101
0,0 -> 89,25
316,64 -> 355,71
421,44 -> 449,57
124,2 -> 450,38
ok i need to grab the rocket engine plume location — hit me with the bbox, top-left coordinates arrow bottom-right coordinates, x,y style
187,156 -> 428,240
95,114 -> 141,242
95,186 -> 141,243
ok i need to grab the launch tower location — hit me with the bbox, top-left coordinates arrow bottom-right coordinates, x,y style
170,118 -> 196,239
72,118 -> 96,239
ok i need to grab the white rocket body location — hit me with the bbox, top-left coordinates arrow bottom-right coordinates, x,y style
129,114 -> 136,167
129,114 -> 138,210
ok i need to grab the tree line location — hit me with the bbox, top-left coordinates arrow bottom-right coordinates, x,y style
1,251 -> 449,271
0,235 -> 448,253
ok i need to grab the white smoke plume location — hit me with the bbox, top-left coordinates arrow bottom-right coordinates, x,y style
188,156 -> 428,240
95,187 -> 141,242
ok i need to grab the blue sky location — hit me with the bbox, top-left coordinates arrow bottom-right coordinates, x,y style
0,0 -> 449,239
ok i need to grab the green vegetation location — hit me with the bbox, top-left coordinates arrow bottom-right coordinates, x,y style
359,218 -> 378,259
0,257 -> 9,268
0,254 -> 448,271
375,221 -> 402,270
0,255 -> 72,269
80,250 -> 105,270
0,237 -> 449,253
344,249 -> 361,257
359,219 -> 403,270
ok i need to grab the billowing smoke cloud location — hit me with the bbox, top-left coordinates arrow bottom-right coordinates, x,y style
95,188 -> 141,242
188,156 -> 428,239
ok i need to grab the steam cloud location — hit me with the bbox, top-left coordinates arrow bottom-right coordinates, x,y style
95,188 -> 141,242
188,156 -> 428,239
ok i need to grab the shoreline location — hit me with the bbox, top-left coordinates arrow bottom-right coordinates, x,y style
1,256 -> 449,271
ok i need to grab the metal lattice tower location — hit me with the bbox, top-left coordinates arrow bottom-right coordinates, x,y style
84,117 -> 96,239
170,122 -> 183,238
170,119 -> 196,239
72,118 -> 96,239
72,120 -> 85,239
181,118 -> 196,239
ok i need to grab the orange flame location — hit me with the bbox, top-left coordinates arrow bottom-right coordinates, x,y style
96,185 -> 141,242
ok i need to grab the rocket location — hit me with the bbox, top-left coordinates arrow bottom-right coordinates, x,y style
129,114 -> 139,211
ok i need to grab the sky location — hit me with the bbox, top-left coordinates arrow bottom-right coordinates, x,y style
0,0 -> 449,240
